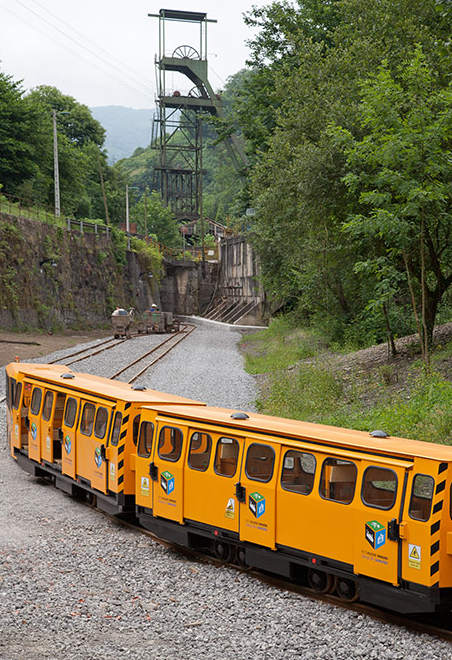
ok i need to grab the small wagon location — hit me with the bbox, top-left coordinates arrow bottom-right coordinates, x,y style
140,310 -> 180,334
111,308 -> 134,339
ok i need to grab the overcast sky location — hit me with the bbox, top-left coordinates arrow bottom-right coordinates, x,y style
0,0 -> 272,109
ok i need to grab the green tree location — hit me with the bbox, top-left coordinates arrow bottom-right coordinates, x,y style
130,190 -> 180,246
0,70 -> 38,191
334,49 -> 452,359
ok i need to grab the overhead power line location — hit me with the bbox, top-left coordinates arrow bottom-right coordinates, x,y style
1,0 -> 155,105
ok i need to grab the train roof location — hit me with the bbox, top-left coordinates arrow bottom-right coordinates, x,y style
148,403 -> 452,462
6,363 -> 205,406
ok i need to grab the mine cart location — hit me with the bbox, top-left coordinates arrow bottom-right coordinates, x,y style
111,308 -> 134,339
141,310 -> 180,334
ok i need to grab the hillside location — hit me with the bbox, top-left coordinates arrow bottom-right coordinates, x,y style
90,106 -> 153,162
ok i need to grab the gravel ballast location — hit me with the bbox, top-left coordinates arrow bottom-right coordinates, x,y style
1,324 -> 451,659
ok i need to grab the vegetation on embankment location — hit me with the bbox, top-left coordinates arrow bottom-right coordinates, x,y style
241,316 -> 452,445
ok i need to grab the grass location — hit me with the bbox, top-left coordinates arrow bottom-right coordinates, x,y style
242,318 -> 452,445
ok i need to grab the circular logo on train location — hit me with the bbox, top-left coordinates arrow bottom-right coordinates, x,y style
64,435 -> 71,455
94,446 -> 102,468
31,422 -> 37,441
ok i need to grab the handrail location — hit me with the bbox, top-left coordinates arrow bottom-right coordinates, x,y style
0,189 -> 219,261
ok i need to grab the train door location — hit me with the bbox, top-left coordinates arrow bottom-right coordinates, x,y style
400,462 -> 439,588
28,385 -> 44,463
354,459 -> 410,586
237,439 -> 280,549
10,379 -> 26,452
135,417 -> 155,510
106,410 -> 124,492
61,396 -> 79,479
76,400 -> 114,494
150,422 -> 187,523
184,431 -> 245,534
40,389 -> 65,465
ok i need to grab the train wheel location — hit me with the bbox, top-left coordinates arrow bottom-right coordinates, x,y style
307,568 -> 334,594
334,577 -> 359,602
213,539 -> 233,564
236,546 -> 252,571
86,492 -> 97,508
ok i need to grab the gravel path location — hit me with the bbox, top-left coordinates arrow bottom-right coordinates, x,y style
1,324 -> 452,659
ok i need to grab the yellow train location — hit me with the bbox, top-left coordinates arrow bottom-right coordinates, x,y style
6,361 -> 452,614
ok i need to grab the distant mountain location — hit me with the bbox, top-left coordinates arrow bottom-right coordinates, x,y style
90,106 -> 153,163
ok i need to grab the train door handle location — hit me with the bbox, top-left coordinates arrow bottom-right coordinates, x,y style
100,444 -> 106,460
149,462 -> 158,481
235,482 -> 246,503
388,518 -> 400,541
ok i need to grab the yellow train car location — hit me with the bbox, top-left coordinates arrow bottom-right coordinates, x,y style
7,362 -> 452,614
5,363 -> 205,514
133,403 -> 452,614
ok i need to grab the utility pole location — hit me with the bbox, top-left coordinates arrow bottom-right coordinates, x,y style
96,151 -> 110,225
52,109 -> 61,218
126,184 -> 130,249
144,187 -> 148,237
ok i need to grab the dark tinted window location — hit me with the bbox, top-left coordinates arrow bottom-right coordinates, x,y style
132,415 -> 140,447
110,412 -> 122,447
94,407 -> 109,439
281,450 -> 316,495
158,426 -> 183,461
31,387 -> 43,415
13,381 -> 22,410
214,438 -> 239,477
319,458 -> 357,504
245,443 -> 275,482
80,403 -> 95,436
409,474 -> 434,521
42,391 -> 54,422
362,467 -> 397,509
188,432 -> 212,471
64,398 -> 78,428
138,421 -> 154,458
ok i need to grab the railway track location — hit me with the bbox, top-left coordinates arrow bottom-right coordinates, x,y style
109,323 -> 196,383
100,508 -> 452,644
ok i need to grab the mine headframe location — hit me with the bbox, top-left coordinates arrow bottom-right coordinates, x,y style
149,9 -> 248,221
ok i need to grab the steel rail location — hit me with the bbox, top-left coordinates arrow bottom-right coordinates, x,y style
47,337 -> 121,364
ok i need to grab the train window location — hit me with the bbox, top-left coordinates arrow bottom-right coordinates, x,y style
132,415 -> 141,446
409,474 -> 434,521
188,432 -> 212,471
158,426 -> 183,462
319,457 -> 357,504
110,412 -> 123,447
362,467 -> 397,509
214,438 -> 239,477
138,421 -> 154,457
281,450 -> 316,495
64,398 -> 78,428
245,443 -> 275,483
6,376 -> 15,410
94,407 -> 109,439
42,391 -> 54,422
80,403 -> 96,436
30,387 -> 43,415
13,381 -> 22,410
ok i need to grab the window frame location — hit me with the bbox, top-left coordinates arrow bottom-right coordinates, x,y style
187,431 -> 212,472
361,466 -> 398,511
30,387 -> 43,416
408,473 -> 435,522
280,449 -> 317,496
157,425 -> 184,462
80,402 -> 96,437
213,437 -> 240,478
42,390 -> 54,422
94,406 -> 109,440
110,412 -> 123,447
64,397 -> 78,428
319,457 -> 358,505
245,442 -> 275,483
137,421 -> 155,458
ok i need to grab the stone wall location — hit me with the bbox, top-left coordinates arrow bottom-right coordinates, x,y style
0,213 -> 214,331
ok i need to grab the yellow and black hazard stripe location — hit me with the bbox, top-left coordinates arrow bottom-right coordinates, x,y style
116,402 -> 131,493
429,462 -> 448,586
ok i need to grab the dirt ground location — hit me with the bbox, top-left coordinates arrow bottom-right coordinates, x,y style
0,328 -> 113,367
